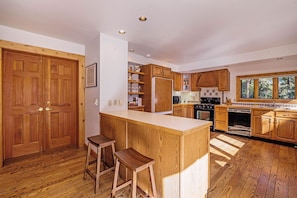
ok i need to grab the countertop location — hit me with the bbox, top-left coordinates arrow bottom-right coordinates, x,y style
216,104 -> 297,112
173,102 -> 199,106
100,110 -> 211,133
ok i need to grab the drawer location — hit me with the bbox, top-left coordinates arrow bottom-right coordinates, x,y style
275,111 -> 297,118
215,107 -> 227,112
253,110 -> 274,116
215,111 -> 226,121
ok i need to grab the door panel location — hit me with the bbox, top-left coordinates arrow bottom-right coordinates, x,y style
45,57 -> 78,149
3,50 -> 44,159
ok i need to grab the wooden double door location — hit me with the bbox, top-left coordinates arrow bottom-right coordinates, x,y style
3,49 -> 78,160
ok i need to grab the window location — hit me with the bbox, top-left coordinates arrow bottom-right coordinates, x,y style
237,71 -> 297,102
241,79 -> 254,98
258,78 -> 273,99
278,76 -> 295,99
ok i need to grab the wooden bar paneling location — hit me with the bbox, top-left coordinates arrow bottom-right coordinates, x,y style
100,112 -> 210,198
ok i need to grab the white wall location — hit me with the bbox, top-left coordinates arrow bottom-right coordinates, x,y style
84,34 -> 100,141
99,33 -> 128,112
226,55 -> 297,102
84,33 -> 128,142
0,25 -> 85,55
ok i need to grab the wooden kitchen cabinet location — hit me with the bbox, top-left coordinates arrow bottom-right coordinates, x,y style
215,106 -> 228,132
191,73 -> 200,91
172,72 -> 182,91
182,104 -> 194,118
218,69 -> 230,91
173,105 -> 182,116
173,104 -> 194,118
251,109 -> 274,139
195,69 -> 230,91
152,64 -> 171,78
274,111 -> 297,143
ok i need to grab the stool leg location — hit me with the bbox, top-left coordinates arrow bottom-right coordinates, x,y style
111,143 -> 116,166
95,146 -> 102,194
111,158 -> 120,197
149,165 -> 157,198
83,141 -> 91,180
132,171 -> 137,198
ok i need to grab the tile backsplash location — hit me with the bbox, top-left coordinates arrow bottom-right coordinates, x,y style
200,87 -> 220,97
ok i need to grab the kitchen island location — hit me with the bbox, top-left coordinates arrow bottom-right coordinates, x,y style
100,110 -> 211,198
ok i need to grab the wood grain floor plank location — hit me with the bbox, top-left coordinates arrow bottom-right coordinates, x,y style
1,132 -> 296,198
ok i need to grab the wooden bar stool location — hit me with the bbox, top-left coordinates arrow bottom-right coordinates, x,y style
83,135 -> 116,194
111,148 -> 157,198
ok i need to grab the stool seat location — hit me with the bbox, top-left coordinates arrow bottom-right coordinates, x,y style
112,148 -> 157,198
88,135 -> 115,147
83,134 -> 115,194
115,148 -> 154,172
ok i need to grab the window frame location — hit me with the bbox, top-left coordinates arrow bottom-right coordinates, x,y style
236,70 -> 297,103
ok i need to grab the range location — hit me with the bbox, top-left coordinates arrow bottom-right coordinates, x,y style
194,97 -> 221,131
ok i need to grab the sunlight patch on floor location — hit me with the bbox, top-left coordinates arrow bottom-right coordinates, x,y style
216,134 -> 245,148
210,134 -> 246,167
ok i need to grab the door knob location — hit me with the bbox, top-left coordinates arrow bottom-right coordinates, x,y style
45,107 -> 53,111
37,107 -> 44,111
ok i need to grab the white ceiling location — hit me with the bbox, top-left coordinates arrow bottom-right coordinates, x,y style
1,0 -> 297,66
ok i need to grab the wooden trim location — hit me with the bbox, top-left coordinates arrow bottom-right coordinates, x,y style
273,77 -> 279,99
254,79 -> 259,99
0,40 -> 85,167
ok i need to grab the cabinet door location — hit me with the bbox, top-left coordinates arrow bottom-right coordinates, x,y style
252,115 -> 273,138
173,106 -> 182,117
152,65 -> 163,77
275,117 -> 297,143
163,67 -> 172,78
187,105 -> 194,118
218,69 -> 230,91
172,72 -> 182,91
191,73 -> 200,91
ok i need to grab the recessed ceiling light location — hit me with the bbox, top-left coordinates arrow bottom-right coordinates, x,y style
146,54 -> 151,58
118,30 -> 126,34
139,16 -> 147,21
129,49 -> 135,52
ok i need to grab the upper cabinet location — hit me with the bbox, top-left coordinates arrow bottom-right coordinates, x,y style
172,72 -> 182,91
218,69 -> 230,91
191,73 -> 200,91
151,64 -> 171,78
193,69 -> 230,91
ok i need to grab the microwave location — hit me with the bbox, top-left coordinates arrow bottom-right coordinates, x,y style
173,96 -> 181,104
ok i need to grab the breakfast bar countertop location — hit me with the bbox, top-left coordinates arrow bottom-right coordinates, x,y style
100,110 -> 211,134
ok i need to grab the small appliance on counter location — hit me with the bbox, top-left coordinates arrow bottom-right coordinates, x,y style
173,96 -> 181,104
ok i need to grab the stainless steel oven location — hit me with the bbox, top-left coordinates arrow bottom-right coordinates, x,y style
227,108 -> 251,136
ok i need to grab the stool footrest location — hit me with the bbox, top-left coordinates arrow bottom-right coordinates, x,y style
113,180 -> 132,192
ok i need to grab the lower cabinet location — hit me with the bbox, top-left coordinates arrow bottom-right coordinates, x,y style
173,105 -> 182,117
214,106 -> 228,132
251,109 -> 274,139
274,111 -> 297,143
173,104 -> 194,118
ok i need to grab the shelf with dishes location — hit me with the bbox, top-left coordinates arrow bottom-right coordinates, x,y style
128,63 -> 145,111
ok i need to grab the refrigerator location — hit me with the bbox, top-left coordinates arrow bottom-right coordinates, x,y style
151,77 -> 173,114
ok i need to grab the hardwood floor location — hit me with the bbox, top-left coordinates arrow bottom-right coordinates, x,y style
0,132 -> 296,198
